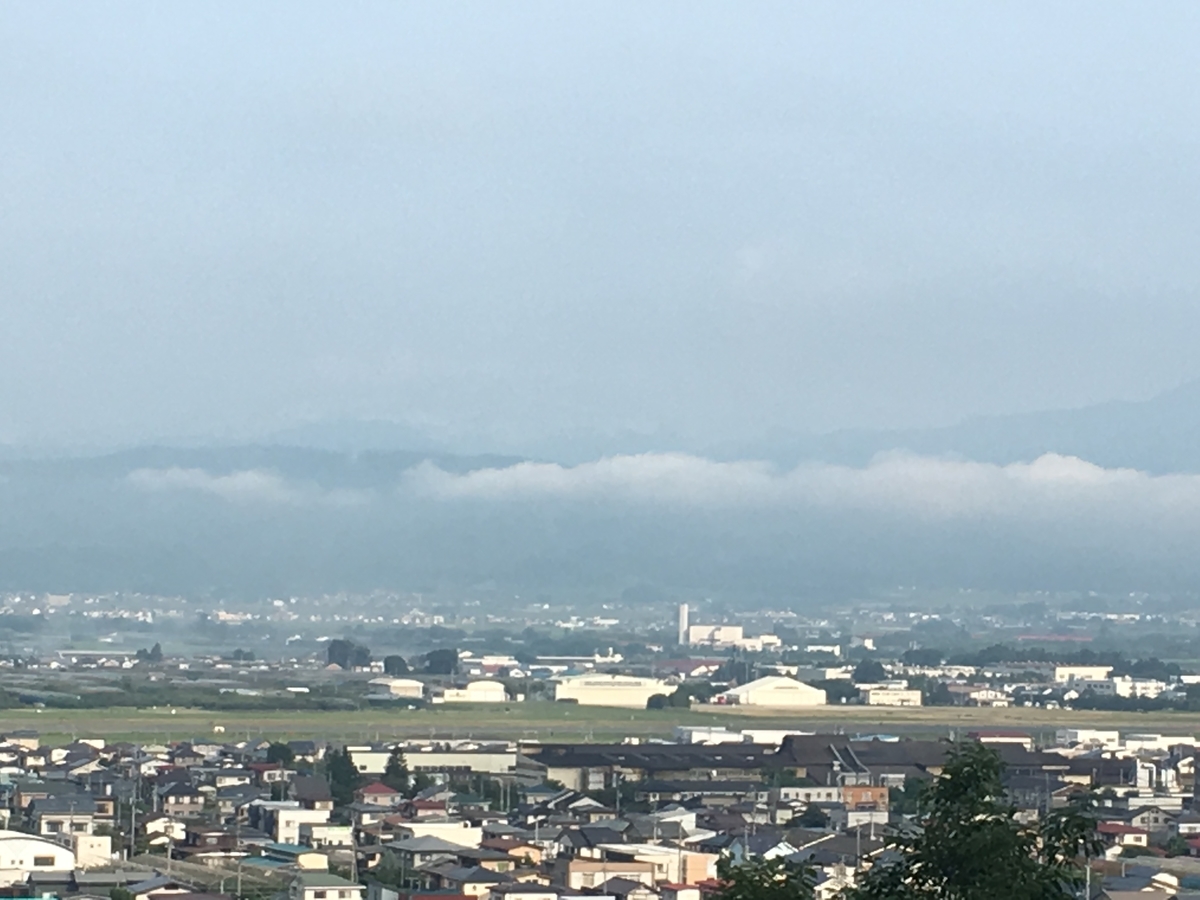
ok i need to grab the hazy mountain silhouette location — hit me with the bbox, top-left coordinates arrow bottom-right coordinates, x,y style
717,380 -> 1200,472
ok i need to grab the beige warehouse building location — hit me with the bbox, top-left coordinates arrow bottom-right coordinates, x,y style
367,677 -> 425,699
440,680 -> 507,703
554,673 -> 671,708
716,675 -> 826,708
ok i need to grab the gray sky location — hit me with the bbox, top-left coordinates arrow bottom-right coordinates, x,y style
4,2 -> 1200,452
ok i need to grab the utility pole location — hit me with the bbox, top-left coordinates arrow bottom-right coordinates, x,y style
130,756 -> 141,861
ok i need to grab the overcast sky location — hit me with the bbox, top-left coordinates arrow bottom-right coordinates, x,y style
4,2 -> 1200,453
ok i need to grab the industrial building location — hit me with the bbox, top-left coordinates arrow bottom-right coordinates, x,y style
439,680 -> 507,703
366,677 -> 425,699
863,687 -> 923,707
553,673 -> 671,708
715,676 -> 826,708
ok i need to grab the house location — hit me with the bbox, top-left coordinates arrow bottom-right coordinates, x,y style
385,835 -> 471,872
292,777 -> 335,810
288,742 -> 325,765
300,824 -> 354,849
175,825 -> 248,866
28,796 -> 96,837
561,860 -> 655,890
274,807 -> 333,845
264,843 -> 331,870
142,813 -> 187,847
486,885 -> 558,900
419,863 -> 512,898
211,769 -> 254,789
171,745 -> 206,768
126,875 -> 199,900
1097,823 -> 1149,850
0,830 -> 77,886
159,782 -> 206,818
596,877 -> 659,900
480,837 -> 543,866
355,783 -> 403,809
453,847 -> 516,873
290,873 -> 365,900
1101,807 -> 1173,836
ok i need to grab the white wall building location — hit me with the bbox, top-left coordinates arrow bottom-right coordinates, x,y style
1056,728 -> 1121,750
686,624 -> 744,647
439,681 -> 507,703
0,830 -> 76,885
346,746 -> 392,775
554,673 -> 671,709
716,676 -> 826,708
367,678 -> 425,700
1054,665 -> 1113,684
863,688 -> 922,707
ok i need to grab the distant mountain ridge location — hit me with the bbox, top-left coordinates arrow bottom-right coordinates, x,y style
4,380 -> 1198,476
758,379 -> 1200,473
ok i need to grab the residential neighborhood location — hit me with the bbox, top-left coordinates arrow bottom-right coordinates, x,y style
0,723 -> 1196,899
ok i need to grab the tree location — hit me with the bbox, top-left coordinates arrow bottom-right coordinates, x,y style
381,748 -> 408,793
326,746 -> 363,805
646,694 -> 669,710
383,654 -> 409,676
327,639 -> 354,669
349,643 -> 371,669
266,742 -> 295,766
135,643 -> 164,664
1164,834 -> 1190,857
888,776 -> 926,816
795,804 -> 829,828
424,648 -> 458,675
845,742 -> 1101,900
328,639 -> 370,670
714,855 -> 816,900
901,648 -> 944,667
852,658 -> 886,684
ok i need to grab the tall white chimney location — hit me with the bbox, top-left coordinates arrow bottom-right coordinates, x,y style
678,603 -> 689,645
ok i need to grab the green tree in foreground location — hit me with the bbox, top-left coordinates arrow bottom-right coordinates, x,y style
715,855 -> 816,900
845,741 -> 1100,900
326,746 -> 363,805
381,747 -> 409,793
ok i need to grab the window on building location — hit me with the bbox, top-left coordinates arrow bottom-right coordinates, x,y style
33,856 -> 54,867
313,892 -> 326,899
45,822 -> 61,833
72,823 -> 88,832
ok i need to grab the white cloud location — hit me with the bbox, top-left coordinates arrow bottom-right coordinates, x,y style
127,467 -> 368,507
125,453 -> 1200,526
404,451 -> 1200,522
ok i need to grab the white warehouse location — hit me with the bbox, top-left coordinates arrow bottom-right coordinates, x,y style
716,676 -> 826,708
554,673 -> 671,708
439,680 -> 507,703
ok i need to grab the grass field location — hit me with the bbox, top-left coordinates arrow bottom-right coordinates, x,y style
6,701 -> 1200,745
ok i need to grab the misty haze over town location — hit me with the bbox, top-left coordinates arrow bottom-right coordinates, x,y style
6,7 -> 1200,899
